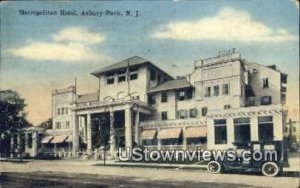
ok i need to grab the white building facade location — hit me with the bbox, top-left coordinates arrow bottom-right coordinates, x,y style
42,49 -> 287,158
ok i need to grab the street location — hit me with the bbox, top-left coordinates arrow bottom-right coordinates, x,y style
0,160 -> 299,188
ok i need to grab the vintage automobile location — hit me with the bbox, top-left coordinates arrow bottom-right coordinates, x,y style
206,141 -> 289,177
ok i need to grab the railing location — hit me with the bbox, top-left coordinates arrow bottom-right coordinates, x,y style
141,118 -> 206,128
76,98 -> 152,110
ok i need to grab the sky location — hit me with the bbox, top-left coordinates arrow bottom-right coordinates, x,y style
1,0 -> 299,125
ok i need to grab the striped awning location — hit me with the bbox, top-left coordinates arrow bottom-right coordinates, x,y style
41,136 -> 54,144
65,135 -> 73,143
51,135 -> 68,144
141,129 -> 157,140
185,126 -> 207,138
157,128 -> 182,139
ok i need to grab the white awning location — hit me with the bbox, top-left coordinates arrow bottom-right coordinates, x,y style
51,135 -> 68,144
141,129 -> 157,140
65,135 -> 73,143
41,136 -> 54,144
157,128 -> 182,139
185,126 -> 207,138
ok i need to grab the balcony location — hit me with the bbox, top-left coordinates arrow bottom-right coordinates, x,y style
140,118 -> 206,128
75,98 -> 153,111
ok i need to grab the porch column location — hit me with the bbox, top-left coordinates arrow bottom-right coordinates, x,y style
125,106 -> 132,148
86,113 -> 92,154
134,109 -> 140,146
72,111 -> 79,155
17,133 -> 21,158
10,135 -> 14,158
109,110 -> 115,158
32,131 -> 38,157
157,128 -> 161,150
24,133 -> 28,151
182,126 -> 187,150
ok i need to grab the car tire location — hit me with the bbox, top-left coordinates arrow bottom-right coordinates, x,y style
262,161 -> 280,177
207,161 -> 222,174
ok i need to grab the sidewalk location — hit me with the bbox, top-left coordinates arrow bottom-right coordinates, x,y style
1,155 -> 299,172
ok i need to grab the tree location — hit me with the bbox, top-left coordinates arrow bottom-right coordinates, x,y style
0,90 -> 32,156
38,118 -> 52,129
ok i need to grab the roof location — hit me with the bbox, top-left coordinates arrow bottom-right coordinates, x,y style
91,56 -> 149,76
90,56 -> 173,79
244,61 -> 284,74
147,78 -> 193,93
76,92 -> 99,103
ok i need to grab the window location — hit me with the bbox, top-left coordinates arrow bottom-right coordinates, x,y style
293,127 -> 296,132
161,92 -> 168,103
107,73 -> 115,85
187,137 -> 207,145
224,105 -> 231,109
55,122 -> 61,129
118,69 -> 126,82
66,121 -> 70,129
222,84 -> 229,95
234,118 -> 251,143
61,107 -> 64,115
214,119 -> 227,144
213,85 -> 219,96
176,89 -> 193,101
57,108 -> 60,115
189,108 -> 197,118
161,111 -> 168,120
263,78 -> 269,88
201,107 -> 208,116
129,67 -> 138,80
130,73 -> 138,80
178,91 -> 186,101
148,94 -> 156,104
177,110 -> 188,119
261,96 -> 272,105
186,88 -> 193,99
258,116 -> 273,141
157,74 -> 161,83
150,69 -> 156,81
161,138 -> 182,145
205,87 -> 211,97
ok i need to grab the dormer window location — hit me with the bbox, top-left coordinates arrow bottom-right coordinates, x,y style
150,69 -> 156,81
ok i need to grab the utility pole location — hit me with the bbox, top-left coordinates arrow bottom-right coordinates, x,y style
127,60 -> 131,98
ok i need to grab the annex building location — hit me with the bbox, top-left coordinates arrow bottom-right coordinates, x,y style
9,49 -> 288,158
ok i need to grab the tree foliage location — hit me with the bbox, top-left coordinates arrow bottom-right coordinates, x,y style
0,90 -> 32,156
0,90 -> 32,135
38,118 -> 52,130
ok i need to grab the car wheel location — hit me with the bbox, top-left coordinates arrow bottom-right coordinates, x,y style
262,161 -> 280,177
207,161 -> 222,174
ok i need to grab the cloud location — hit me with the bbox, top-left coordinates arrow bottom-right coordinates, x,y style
7,27 -> 108,63
52,27 -> 105,44
151,7 -> 298,42
7,42 -> 106,62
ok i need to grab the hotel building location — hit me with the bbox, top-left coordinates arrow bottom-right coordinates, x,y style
10,49 -> 288,158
